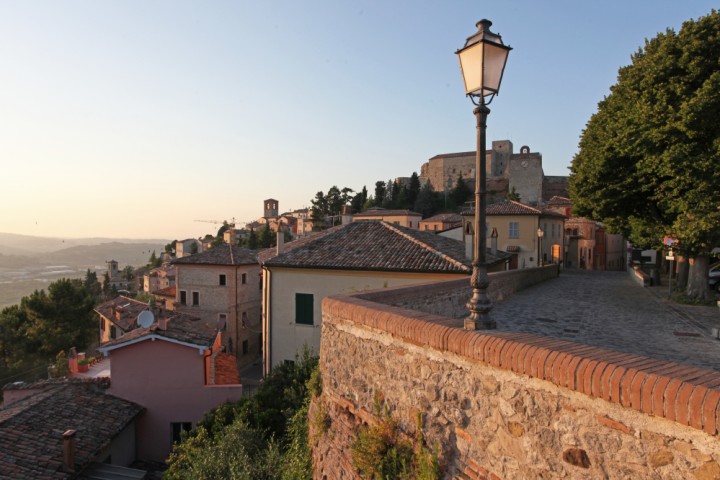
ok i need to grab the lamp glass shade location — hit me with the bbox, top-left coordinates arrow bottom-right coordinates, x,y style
457,22 -> 511,97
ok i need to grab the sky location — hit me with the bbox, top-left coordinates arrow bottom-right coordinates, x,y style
0,1 -> 716,240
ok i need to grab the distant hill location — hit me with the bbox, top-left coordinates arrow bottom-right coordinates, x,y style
0,232 -> 169,255
38,242 -> 167,269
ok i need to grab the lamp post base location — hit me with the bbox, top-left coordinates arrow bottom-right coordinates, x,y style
464,316 -> 496,330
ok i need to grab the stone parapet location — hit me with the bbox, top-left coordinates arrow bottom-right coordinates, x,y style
356,264 -> 559,318
315,282 -> 720,479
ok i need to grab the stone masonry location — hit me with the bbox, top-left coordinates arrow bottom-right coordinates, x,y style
311,278 -> 720,479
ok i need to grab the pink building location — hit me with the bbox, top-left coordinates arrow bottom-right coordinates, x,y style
98,311 -> 245,462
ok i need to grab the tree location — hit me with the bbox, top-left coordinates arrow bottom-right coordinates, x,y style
248,230 -> 259,250
507,186 -> 520,202
569,11 -> 720,299
414,181 -> 438,218
259,225 -> 274,248
310,191 -> 328,226
121,265 -> 135,281
148,250 -> 161,268
374,181 -> 386,207
164,240 -> 177,255
165,349 -> 319,479
102,271 -> 113,298
326,186 -> 343,218
83,269 -> 102,300
451,174 -> 472,208
406,172 -> 421,208
22,279 -> 97,358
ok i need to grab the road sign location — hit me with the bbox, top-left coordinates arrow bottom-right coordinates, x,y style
663,235 -> 679,247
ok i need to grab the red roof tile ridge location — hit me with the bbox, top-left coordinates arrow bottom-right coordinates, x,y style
380,222 -> 469,271
508,200 -> 541,213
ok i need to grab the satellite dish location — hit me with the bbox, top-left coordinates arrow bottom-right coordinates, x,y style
137,310 -> 155,328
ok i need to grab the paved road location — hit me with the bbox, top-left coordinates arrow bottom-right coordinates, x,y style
489,270 -> 720,371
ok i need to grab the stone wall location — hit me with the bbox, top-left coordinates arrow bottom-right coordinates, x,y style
312,283 -> 720,479
357,264 -> 559,319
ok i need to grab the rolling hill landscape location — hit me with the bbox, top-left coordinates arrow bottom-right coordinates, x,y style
0,232 -> 169,309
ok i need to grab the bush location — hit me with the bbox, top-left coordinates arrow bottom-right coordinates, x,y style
352,393 -> 440,480
165,347 -> 319,479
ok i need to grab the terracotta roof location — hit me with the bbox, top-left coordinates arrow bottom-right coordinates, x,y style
354,208 -> 422,218
94,296 -> 150,332
0,379 -> 143,479
462,200 -> 568,219
264,221 -> 473,273
546,196 -> 572,207
257,227 -> 342,265
99,309 -> 218,353
153,285 -> 176,298
420,213 -> 463,223
172,244 -> 258,266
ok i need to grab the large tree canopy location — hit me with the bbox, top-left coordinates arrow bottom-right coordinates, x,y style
570,10 -> 720,297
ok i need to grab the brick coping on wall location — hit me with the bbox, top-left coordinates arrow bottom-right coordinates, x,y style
322,293 -> 720,436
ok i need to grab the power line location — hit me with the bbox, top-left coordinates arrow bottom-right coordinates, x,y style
0,363 -> 50,384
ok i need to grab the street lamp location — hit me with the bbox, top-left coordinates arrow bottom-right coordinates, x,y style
457,19 -> 511,330
537,228 -> 544,267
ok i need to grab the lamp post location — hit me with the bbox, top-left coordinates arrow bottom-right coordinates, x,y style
537,228 -> 544,267
457,19 -> 511,330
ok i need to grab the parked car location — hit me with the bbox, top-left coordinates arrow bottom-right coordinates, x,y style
709,262 -> 720,293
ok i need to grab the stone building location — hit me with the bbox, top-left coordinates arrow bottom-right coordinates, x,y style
172,244 -> 262,369
546,196 -> 626,270
352,208 -> 423,229
420,140 -> 568,205
462,200 -> 567,269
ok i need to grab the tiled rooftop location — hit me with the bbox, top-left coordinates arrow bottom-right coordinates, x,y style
100,310 -> 218,351
546,195 -> 572,207
420,213 -> 463,223
354,208 -> 422,217
153,285 -> 176,297
0,379 -> 143,479
263,221 -> 508,273
172,244 -> 258,266
94,296 -> 149,331
462,200 -> 567,218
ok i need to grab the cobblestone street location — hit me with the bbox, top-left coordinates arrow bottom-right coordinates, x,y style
489,270 -> 720,371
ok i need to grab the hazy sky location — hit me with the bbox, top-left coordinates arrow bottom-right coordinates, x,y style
0,1 -> 715,240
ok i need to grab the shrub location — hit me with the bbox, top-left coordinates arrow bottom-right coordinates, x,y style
352,393 -> 440,480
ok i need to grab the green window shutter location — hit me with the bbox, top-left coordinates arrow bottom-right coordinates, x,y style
295,293 -> 314,325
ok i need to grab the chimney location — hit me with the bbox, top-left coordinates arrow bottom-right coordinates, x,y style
490,227 -> 498,256
62,429 -> 76,472
158,316 -> 168,330
342,205 -> 353,225
276,228 -> 285,255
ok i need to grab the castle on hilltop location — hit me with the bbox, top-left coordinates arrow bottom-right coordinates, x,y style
419,140 -> 568,205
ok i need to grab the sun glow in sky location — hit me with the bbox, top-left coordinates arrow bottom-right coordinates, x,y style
0,1 -> 715,240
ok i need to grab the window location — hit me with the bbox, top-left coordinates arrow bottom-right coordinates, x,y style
171,422 -> 192,444
110,325 -> 116,339
241,273 -> 247,285
179,290 -> 187,305
509,222 -> 519,239
218,313 -> 227,331
241,311 -> 248,328
219,274 -> 226,286
295,293 -> 314,325
192,291 -> 199,306
242,340 -> 249,355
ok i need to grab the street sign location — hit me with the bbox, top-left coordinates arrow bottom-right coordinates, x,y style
663,235 -> 679,247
